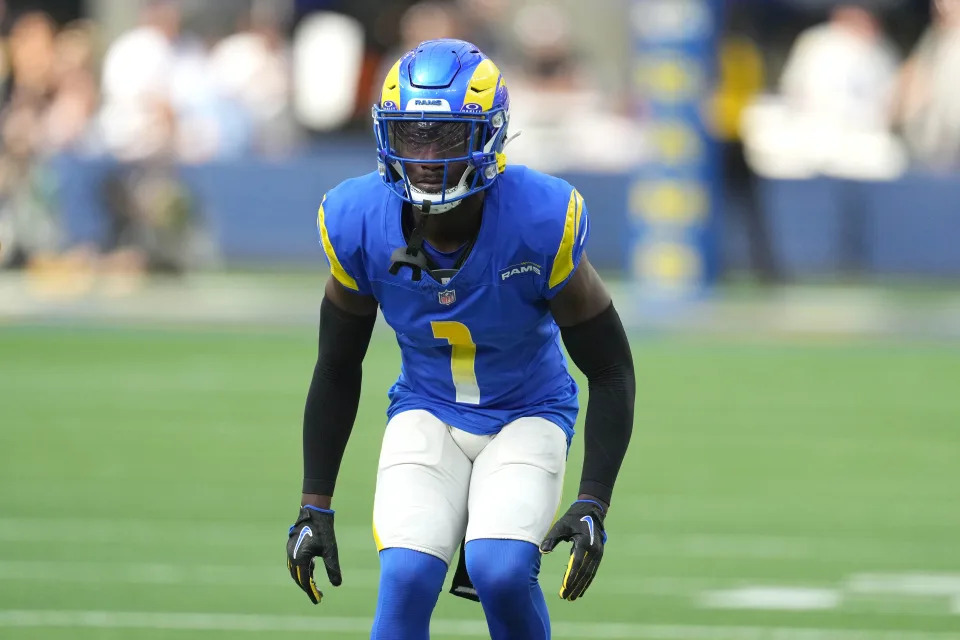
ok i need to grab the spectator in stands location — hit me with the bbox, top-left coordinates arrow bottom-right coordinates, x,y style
0,0 -> 9,107
98,0 -> 243,162
712,8 -> 781,283
0,101 -> 60,269
376,1 -> 465,95
505,3 -> 643,172
209,4 -> 298,157
741,3 -> 906,181
96,0 -> 217,279
6,11 -> 58,108
99,160 -> 216,276
779,4 -> 899,131
894,0 -> 960,169
45,20 -> 99,152
98,0 -> 183,161
0,12 -> 62,268
457,0 -> 513,65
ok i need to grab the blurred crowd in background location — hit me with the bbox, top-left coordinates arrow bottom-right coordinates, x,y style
0,0 -> 957,282
724,0 -> 960,179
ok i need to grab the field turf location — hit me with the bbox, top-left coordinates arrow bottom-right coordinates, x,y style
1,325 -> 959,639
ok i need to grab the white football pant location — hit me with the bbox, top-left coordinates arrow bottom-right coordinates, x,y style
372,409 -> 568,564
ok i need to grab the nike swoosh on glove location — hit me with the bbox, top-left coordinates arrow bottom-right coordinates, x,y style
540,500 -> 607,601
286,505 -> 342,604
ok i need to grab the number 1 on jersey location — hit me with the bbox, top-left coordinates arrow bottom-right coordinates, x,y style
431,321 -> 480,405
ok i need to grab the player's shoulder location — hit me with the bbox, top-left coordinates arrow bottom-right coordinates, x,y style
317,172 -> 384,294
498,165 -> 578,212
494,165 -> 589,295
321,171 -> 384,228
497,165 -> 585,251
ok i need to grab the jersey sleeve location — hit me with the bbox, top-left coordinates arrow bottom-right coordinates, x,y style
316,192 -> 373,295
542,187 -> 590,299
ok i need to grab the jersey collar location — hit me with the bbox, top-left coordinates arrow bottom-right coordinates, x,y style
386,182 -> 499,290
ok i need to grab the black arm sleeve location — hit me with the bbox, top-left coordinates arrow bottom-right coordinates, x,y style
559,302 -> 635,505
301,296 -> 377,496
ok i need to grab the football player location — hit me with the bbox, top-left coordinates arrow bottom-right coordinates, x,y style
286,39 -> 635,639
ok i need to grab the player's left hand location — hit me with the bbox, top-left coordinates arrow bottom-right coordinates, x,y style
540,500 -> 607,601
286,505 -> 342,604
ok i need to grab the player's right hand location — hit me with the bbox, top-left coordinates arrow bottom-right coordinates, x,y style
286,505 -> 342,604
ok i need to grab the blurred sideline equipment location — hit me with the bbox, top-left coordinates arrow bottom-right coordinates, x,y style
286,39 -> 635,639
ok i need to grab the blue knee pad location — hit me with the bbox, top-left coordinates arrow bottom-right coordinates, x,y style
371,548 -> 447,640
465,539 -> 550,640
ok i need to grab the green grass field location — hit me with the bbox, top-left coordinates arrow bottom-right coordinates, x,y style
1,325 -> 959,639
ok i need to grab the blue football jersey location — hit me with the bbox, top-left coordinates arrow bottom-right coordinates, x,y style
316,165 -> 590,441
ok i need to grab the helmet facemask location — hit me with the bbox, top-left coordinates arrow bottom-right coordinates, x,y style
374,107 -> 509,213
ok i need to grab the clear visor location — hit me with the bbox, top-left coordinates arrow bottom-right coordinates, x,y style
387,120 -> 482,161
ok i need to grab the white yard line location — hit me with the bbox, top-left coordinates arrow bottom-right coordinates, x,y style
694,586 -> 959,617
1,610 -> 960,639
847,574 -> 960,597
698,587 -> 842,611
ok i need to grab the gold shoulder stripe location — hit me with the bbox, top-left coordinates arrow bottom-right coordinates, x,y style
317,196 -> 359,291
548,189 -> 583,289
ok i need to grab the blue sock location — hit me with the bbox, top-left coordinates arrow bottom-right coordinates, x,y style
371,548 -> 447,640
465,539 -> 550,640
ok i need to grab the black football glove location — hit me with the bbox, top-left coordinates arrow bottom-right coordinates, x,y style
286,505 -> 342,604
540,500 -> 607,601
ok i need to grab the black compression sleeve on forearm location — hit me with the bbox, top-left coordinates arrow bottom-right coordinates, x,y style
559,302 -> 635,505
302,296 -> 376,496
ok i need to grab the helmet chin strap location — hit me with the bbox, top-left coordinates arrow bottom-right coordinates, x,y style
387,202 -> 478,283
412,193 -> 465,215
400,166 -> 476,215
389,161 -> 489,281
386,119 -> 510,283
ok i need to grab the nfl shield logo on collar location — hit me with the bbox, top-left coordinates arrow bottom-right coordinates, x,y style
438,289 -> 456,305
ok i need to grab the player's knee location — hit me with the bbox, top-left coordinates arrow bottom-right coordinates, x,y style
465,539 -> 539,602
469,561 -> 530,601
373,549 -> 446,639
377,548 -> 447,603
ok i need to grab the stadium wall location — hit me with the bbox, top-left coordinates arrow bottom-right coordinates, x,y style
51,153 -> 960,277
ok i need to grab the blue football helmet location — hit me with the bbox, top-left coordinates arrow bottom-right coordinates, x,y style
373,39 -> 510,214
